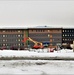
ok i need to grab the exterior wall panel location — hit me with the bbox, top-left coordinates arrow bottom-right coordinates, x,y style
28,28 -> 62,47
62,28 -> 74,44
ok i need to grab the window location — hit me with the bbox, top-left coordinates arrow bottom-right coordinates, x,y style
21,35 -> 22,37
48,30 -> 49,32
3,30 -> 5,32
3,39 -> 5,41
48,34 -> 50,37
15,44 -> 17,46
6,35 -> 7,37
18,30 -> 21,32
65,34 -> 67,36
36,30 -> 40,32
16,35 -> 17,37
18,35 -> 20,37
53,39 -> 54,41
6,44 -> 7,46
18,44 -> 20,46
3,35 -> 5,37
65,39 -> 67,41
6,39 -> 7,41
3,44 -> 5,46
63,39 -> 64,40
68,39 -> 69,40
68,35 -> 69,36
70,30 -> 71,32
18,39 -> 20,41
63,30 -> 64,32
67,30 -> 69,32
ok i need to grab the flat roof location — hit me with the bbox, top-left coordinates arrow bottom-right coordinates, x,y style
0,27 -> 28,29
28,26 -> 62,29
0,26 -> 74,29
28,28 -> 62,29
62,28 -> 74,29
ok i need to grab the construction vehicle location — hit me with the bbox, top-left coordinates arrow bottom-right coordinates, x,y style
22,37 -> 44,49
61,43 -> 72,49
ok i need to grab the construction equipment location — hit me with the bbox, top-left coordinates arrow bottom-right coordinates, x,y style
22,37 -> 44,49
61,43 -> 72,49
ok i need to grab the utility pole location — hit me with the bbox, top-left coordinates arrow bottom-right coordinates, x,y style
73,41 -> 74,52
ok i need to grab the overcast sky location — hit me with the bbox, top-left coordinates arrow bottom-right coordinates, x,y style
0,0 -> 74,28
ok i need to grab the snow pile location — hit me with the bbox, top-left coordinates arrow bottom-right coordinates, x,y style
0,49 -> 74,74
0,49 -> 74,60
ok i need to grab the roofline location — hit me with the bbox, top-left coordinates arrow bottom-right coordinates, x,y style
0,27 -> 28,29
0,27 -> 74,29
62,28 -> 74,29
28,28 -> 62,29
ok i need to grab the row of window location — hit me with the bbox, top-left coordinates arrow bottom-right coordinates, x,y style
0,43 -> 23,46
31,30 -> 45,32
63,39 -> 74,41
62,43 -> 71,44
49,43 -> 61,46
0,34 -> 23,37
50,39 -> 61,42
29,33 -> 49,37
31,30 -> 60,32
63,30 -> 74,32
1,29 -> 74,33
0,39 -> 22,42
29,34 -> 61,37
63,34 -> 74,37
0,30 -> 22,32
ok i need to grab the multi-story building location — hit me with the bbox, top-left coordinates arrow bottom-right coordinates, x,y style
28,28 -> 50,47
48,28 -> 62,46
62,28 -> 74,45
28,27 -> 62,47
0,26 -> 74,49
0,28 -> 27,49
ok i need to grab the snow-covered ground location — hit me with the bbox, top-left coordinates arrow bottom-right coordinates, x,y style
0,60 -> 74,74
0,48 -> 74,74
0,48 -> 74,60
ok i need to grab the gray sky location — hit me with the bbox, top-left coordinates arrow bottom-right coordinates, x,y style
0,0 -> 74,28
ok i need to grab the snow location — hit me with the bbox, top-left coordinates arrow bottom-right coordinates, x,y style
0,60 -> 74,74
0,48 -> 74,74
0,48 -> 74,59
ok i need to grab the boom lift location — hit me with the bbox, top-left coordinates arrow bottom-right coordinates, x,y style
22,37 -> 44,49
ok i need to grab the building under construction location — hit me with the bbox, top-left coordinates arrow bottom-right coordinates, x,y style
0,26 -> 74,50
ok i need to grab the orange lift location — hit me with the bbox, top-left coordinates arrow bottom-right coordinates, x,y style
22,37 -> 44,49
